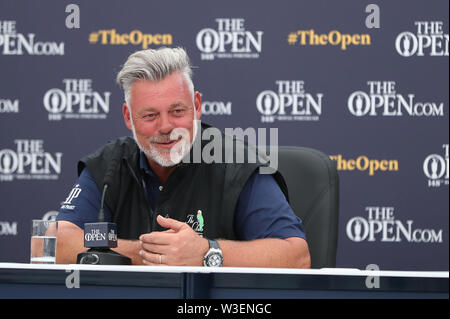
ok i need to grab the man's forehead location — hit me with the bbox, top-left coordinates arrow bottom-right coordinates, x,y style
132,78 -> 189,98
130,78 -> 191,107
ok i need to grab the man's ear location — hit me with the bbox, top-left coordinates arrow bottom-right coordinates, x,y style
123,104 -> 133,131
194,91 -> 202,120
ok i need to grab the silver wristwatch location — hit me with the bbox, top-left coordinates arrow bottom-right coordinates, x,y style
203,239 -> 223,267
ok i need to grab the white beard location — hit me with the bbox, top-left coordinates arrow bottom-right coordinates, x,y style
131,116 -> 198,168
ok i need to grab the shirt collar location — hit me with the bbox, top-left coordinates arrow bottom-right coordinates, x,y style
139,150 -> 189,184
139,151 -> 156,178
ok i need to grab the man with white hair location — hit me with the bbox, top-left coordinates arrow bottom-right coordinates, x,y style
56,47 -> 310,268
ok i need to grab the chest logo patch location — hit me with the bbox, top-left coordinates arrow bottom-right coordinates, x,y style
186,209 -> 204,237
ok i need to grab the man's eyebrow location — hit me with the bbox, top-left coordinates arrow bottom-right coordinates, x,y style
169,102 -> 188,109
139,106 -> 158,113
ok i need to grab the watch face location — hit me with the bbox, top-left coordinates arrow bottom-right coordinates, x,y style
207,252 -> 223,267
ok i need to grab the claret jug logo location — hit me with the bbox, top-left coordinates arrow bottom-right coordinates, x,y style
348,81 -> 445,117
396,21 -> 448,57
43,79 -> 110,121
0,20 -> 64,55
196,18 -> 263,60
0,140 -> 62,182
256,80 -> 323,123
424,144 -> 449,188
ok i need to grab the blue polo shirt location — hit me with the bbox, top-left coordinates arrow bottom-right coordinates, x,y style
57,152 -> 306,241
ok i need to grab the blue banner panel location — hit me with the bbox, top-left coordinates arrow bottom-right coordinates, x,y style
0,0 -> 448,271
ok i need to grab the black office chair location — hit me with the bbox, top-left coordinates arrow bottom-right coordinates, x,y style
277,146 -> 339,268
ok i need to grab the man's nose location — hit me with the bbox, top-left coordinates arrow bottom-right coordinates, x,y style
158,113 -> 174,135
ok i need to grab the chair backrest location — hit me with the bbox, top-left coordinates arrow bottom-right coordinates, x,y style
277,146 -> 339,268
